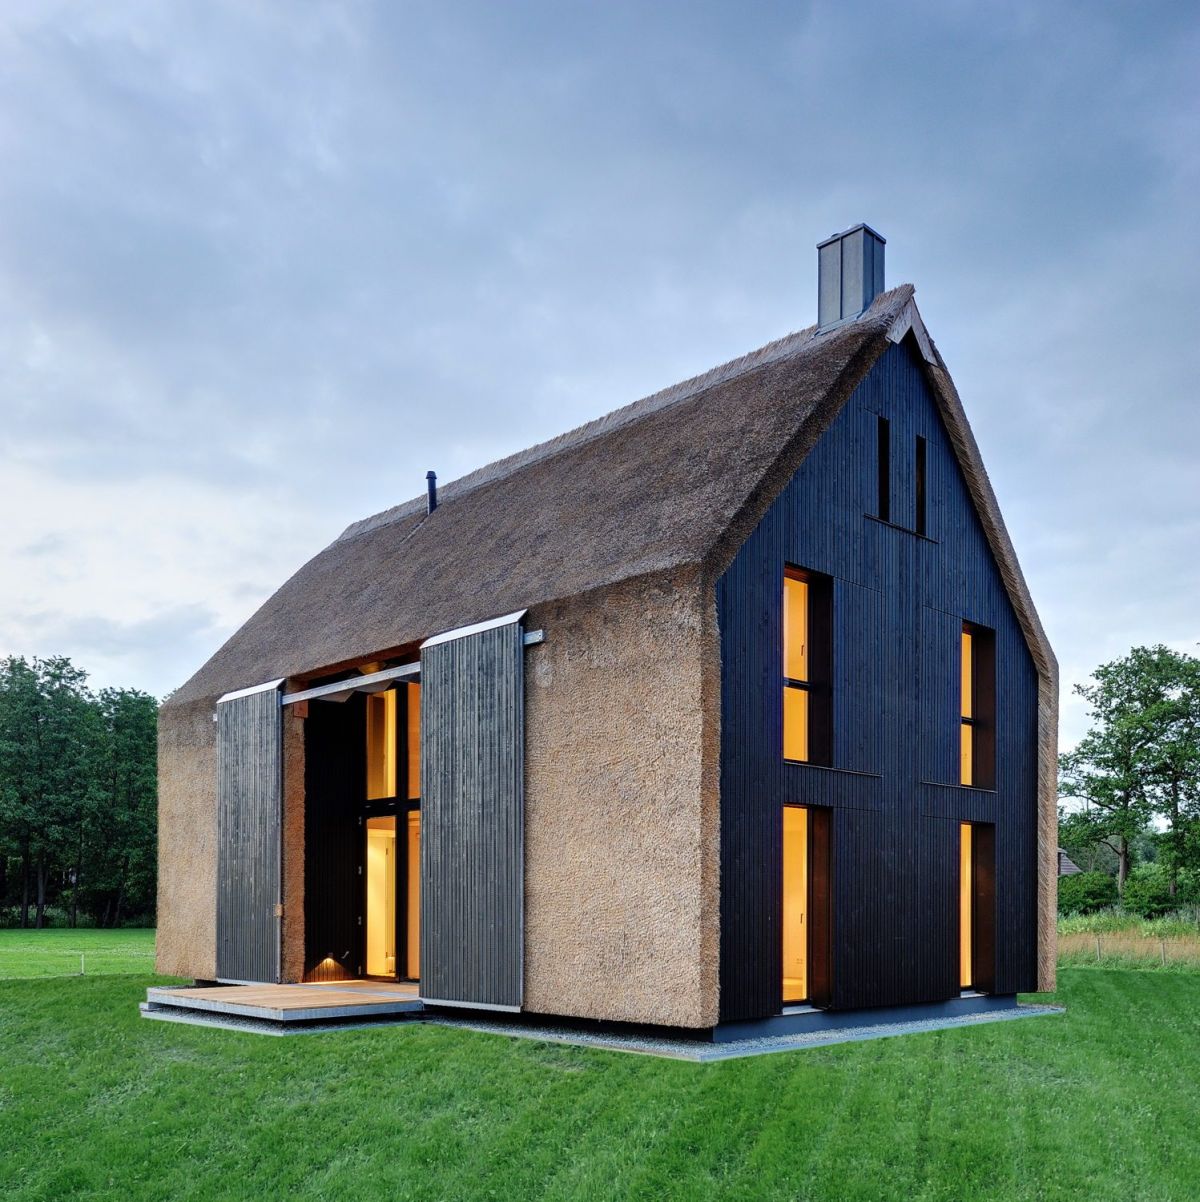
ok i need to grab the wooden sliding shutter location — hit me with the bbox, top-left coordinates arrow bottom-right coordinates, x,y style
216,682 -> 283,983
420,615 -> 525,1010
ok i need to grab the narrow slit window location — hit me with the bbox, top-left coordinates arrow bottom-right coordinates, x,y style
960,627 -> 974,785
782,806 -> 808,1003
783,568 -> 832,765
405,681 -> 421,800
876,415 -> 891,522
915,436 -> 927,536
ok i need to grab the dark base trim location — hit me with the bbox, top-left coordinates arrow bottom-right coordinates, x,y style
714,993 -> 1018,1043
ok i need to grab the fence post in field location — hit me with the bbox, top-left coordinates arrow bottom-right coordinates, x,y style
80,955 -> 85,976
1095,936 -> 1102,962
1161,941 -> 1167,966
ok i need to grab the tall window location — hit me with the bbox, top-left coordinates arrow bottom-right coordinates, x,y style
782,805 -> 832,1007
782,806 -> 808,1003
366,690 -> 397,800
959,822 -> 973,988
405,681 -> 421,800
876,416 -> 891,522
783,568 -> 832,764
960,821 -> 995,994
959,623 -> 995,788
959,627 -> 974,785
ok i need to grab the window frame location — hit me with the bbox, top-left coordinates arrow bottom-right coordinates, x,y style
959,622 -> 996,790
783,566 -> 833,767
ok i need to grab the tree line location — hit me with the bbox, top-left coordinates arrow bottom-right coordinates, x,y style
0,656 -> 157,928
1059,644 -> 1200,912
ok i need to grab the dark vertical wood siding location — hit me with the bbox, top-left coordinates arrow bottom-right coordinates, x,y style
420,620 -> 524,1009
216,686 -> 282,983
718,337 -> 1039,1019
303,695 -> 366,980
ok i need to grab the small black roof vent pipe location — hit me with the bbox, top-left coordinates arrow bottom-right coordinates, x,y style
817,223 -> 886,329
426,470 -> 438,513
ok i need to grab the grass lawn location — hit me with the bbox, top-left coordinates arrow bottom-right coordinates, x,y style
2,965 -> 1199,1201
0,927 -> 156,979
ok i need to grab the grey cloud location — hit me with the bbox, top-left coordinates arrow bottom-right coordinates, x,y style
0,0 -> 1195,737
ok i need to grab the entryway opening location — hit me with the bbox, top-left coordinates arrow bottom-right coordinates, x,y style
782,804 -> 832,1008
959,821 -> 995,994
303,676 -> 422,984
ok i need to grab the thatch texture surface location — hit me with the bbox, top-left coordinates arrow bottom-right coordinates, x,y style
168,287 -> 916,708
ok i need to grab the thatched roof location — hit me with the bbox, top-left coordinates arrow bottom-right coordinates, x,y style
169,283 -> 1048,707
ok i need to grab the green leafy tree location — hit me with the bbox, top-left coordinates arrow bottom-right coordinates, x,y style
78,689 -> 158,925
1137,649 -> 1200,895
0,656 -> 157,927
1058,647 -> 1199,894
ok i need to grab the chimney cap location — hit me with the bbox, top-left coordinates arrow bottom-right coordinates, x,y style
816,222 -> 887,250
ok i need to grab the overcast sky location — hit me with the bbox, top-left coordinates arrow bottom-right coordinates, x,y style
0,1 -> 1196,747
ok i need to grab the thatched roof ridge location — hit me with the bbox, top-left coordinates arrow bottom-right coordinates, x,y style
167,286 -> 920,707
341,310 -> 844,543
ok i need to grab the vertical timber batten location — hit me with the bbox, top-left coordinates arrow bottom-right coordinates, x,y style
419,615 -> 525,1010
717,339 -> 1041,1019
216,682 -> 283,983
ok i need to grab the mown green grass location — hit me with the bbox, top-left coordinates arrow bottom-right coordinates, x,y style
0,928 -> 156,979
2,966 -> 1199,1201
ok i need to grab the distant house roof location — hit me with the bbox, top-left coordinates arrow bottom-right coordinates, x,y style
168,283 -> 1055,709
1058,849 -> 1082,876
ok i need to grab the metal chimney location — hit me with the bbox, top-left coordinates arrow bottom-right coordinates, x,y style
426,470 -> 438,513
817,224 -> 886,329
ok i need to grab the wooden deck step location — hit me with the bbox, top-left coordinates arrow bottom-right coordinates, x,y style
145,981 -> 424,1023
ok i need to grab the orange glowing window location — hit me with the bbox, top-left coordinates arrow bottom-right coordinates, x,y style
784,575 -> 809,682
406,809 -> 420,980
783,569 -> 831,764
960,822 -> 973,989
405,681 -> 421,800
782,806 -> 808,1003
366,690 -> 397,800
960,627 -> 974,785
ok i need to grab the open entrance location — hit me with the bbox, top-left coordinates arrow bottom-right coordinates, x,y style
782,805 -> 832,1007
959,821 -> 995,993
304,679 -> 421,983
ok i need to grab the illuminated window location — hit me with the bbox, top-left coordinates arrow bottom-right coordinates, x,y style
960,628 -> 974,785
960,822 -> 973,989
405,681 -> 421,801
783,806 -> 808,1003
365,815 -> 397,977
959,623 -> 995,788
781,806 -> 832,1008
783,568 -> 832,764
366,691 -> 397,800
406,810 -> 420,979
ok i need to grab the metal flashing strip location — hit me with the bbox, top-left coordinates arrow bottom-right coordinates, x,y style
421,609 -> 528,650
419,996 -> 523,1014
887,297 -> 937,364
217,679 -> 285,705
281,661 -> 420,707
